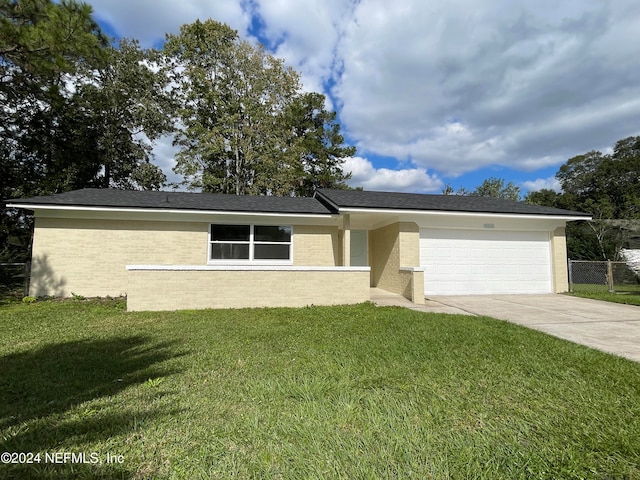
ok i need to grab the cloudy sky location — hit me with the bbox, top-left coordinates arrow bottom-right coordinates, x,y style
87,0 -> 640,194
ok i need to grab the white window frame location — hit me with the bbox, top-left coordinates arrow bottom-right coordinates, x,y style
208,224 -> 293,265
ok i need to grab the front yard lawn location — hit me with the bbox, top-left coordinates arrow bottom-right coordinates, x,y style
569,283 -> 640,306
569,291 -> 640,306
1,299 -> 639,479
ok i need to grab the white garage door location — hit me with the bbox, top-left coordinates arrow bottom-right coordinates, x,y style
420,228 -> 552,295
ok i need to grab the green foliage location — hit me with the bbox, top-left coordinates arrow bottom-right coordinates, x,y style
1,0 -> 107,264
163,19 -> 354,196
144,377 -> 164,388
2,10 -> 355,266
1,1 -> 174,265
443,178 -> 521,201
527,136 -> 640,260
0,301 -> 639,478
442,183 -> 469,195
285,92 -> 355,196
21,295 -> 36,303
568,287 -> 640,306
472,176 -> 522,201
0,0 -> 108,196
446,135 -> 640,261
73,38 -> 174,190
556,150 -> 605,197
525,188 -> 562,208
565,222 -> 603,260
0,0 -> 106,91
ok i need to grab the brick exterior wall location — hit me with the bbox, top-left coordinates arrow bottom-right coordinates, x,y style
398,223 -> 420,266
126,268 -> 370,311
29,217 -> 339,298
369,223 -> 400,292
30,217 -> 208,297
293,225 -> 339,266
369,222 -> 421,299
400,268 -> 425,304
551,226 -> 569,293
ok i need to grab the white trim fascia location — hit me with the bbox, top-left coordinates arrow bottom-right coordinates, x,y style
7,203 -> 336,219
126,264 -> 371,272
8,202 -> 591,222
339,207 -> 591,221
400,266 -> 425,272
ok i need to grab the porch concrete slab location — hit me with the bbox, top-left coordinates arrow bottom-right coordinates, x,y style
430,294 -> 640,362
370,288 -> 473,315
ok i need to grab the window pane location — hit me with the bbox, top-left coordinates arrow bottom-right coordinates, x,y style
211,225 -> 250,241
254,243 -> 290,260
254,225 -> 291,242
211,243 -> 249,260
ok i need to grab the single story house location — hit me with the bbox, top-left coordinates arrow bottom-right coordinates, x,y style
7,188 -> 590,311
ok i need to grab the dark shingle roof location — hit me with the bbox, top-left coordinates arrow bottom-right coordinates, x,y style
315,189 -> 590,217
9,189 -> 335,215
8,188 -> 591,218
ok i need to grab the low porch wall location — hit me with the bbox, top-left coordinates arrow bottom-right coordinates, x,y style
126,265 -> 371,311
399,267 -> 425,304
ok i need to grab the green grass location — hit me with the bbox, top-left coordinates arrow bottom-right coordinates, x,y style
1,299 -> 639,479
570,283 -> 640,306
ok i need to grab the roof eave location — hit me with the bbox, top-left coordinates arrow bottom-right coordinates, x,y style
339,206 -> 591,221
6,203 -> 336,218
7,201 -> 592,222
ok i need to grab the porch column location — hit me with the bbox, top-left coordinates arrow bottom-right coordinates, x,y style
342,214 -> 351,266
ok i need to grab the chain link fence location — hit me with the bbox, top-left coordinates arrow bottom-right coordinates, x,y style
568,259 -> 640,293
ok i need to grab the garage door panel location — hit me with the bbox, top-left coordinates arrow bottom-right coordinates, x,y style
420,228 -> 552,295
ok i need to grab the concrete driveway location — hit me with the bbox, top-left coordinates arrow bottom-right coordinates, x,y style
430,294 -> 640,362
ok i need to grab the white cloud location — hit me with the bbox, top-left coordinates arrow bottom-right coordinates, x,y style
250,0 -> 356,99
87,0 -> 250,45
333,0 -> 640,174
343,157 -> 443,193
150,135 -> 182,187
522,177 -> 562,193
84,0 -> 640,183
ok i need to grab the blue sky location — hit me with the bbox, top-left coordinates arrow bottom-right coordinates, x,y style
85,0 -> 640,195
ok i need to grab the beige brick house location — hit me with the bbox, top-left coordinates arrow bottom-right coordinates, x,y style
8,188 -> 590,311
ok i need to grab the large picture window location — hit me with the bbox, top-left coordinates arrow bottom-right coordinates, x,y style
209,224 -> 292,262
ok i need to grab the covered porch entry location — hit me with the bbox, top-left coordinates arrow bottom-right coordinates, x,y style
339,213 -> 425,305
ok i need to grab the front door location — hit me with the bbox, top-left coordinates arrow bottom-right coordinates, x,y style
350,230 -> 368,266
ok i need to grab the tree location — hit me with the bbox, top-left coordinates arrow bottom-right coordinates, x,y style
472,177 -> 521,201
607,137 -> 640,219
1,1 -> 173,268
163,20 -> 295,194
525,189 -> 562,208
526,136 -> 640,260
557,142 -> 640,219
1,0 -> 108,198
441,184 -> 468,195
556,151 -> 605,197
163,19 -> 354,196
2,2 -> 173,195
442,178 -> 520,200
0,0 -> 106,100
1,0 -> 107,265
284,92 -> 355,196
73,39 -> 174,190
